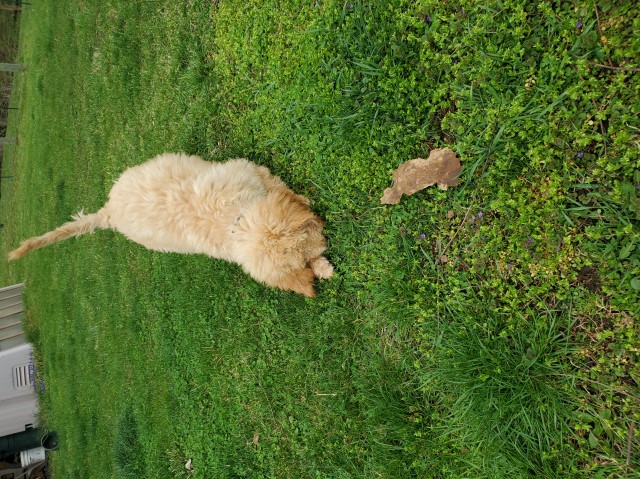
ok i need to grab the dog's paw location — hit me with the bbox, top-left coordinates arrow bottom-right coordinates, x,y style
310,257 -> 334,279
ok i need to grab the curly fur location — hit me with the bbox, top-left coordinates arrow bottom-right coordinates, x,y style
8,153 -> 333,297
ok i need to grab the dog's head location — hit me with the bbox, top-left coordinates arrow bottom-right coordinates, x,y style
234,190 -> 329,296
257,190 -> 327,265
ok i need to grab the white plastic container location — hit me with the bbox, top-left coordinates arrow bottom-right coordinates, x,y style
20,446 -> 46,467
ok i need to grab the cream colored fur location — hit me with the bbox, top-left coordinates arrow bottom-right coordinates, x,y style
8,153 -> 333,297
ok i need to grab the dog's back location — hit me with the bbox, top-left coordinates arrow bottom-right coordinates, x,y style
9,153 -> 269,258
104,154 -> 270,256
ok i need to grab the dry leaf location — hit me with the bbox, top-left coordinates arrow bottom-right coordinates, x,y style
252,432 -> 260,446
447,210 -> 455,219
380,148 -> 462,205
185,459 -> 193,471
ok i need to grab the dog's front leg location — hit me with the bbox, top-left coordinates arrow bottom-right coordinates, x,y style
270,268 -> 317,298
309,257 -> 334,279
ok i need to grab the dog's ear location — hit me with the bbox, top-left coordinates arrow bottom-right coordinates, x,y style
276,190 -> 310,207
294,194 -> 311,206
302,217 -> 325,231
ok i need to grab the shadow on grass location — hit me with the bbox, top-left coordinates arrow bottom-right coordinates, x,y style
113,406 -> 147,479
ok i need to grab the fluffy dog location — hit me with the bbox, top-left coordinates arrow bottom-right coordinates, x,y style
8,153 -> 333,297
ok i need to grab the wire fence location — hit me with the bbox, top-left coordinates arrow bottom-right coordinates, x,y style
0,4 -> 21,165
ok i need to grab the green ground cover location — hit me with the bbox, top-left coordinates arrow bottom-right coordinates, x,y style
0,1 -> 638,477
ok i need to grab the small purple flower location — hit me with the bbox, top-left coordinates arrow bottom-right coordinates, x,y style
477,211 -> 483,218
426,16 -> 432,23
577,152 -> 584,159
347,3 -> 353,9
418,233 -> 426,240
507,263 -> 513,270
635,183 -> 640,191
527,237 -> 534,244
577,20 -> 583,28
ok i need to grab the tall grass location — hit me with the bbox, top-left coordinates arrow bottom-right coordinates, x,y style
0,1 -> 638,478
423,313 -> 579,476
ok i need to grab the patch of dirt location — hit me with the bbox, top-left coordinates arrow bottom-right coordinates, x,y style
576,266 -> 601,293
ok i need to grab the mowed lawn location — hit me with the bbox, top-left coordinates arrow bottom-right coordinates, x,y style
0,1 -> 638,478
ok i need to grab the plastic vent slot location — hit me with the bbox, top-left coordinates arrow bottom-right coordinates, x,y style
13,364 -> 33,389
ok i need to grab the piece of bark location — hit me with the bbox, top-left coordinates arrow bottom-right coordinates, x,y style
381,148 -> 462,204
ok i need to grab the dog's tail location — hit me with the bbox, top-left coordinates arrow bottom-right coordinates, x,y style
8,209 -> 109,260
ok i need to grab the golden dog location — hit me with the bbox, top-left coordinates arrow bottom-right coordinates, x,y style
8,153 -> 333,297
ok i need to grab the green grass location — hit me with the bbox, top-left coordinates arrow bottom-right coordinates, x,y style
0,0 -> 638,478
